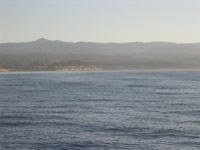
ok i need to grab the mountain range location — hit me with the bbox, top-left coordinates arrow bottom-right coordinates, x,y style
1,38 -> 200,71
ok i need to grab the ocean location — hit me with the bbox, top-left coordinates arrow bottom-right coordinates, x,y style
0,71 -> 200,150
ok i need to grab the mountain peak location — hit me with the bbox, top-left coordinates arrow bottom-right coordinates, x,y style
35,38 -> 50,42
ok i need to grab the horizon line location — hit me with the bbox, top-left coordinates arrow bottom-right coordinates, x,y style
1,38 -> 200,44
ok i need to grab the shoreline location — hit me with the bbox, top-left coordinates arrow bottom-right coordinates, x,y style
1,68 -> 200,73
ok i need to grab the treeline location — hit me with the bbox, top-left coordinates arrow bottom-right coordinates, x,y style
0,54 -> 96,71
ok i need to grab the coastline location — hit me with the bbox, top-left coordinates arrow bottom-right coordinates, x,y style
0,68 -> 9,72
1,68 -> 200,73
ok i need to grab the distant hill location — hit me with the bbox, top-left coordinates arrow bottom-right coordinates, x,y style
1,38 -> 200,71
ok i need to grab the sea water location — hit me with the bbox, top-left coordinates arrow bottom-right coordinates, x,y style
0,71 -> 200,150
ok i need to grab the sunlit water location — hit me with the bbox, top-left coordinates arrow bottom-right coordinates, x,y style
0,71 -> 200,150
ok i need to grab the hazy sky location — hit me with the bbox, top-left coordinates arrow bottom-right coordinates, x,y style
0,0 -> 200,43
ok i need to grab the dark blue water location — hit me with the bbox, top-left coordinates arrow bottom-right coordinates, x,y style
0,71 -> 200,150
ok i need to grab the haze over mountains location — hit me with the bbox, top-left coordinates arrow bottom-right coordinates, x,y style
1,38 -> 200,71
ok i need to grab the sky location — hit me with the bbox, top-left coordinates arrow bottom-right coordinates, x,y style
0,0 -> 200,43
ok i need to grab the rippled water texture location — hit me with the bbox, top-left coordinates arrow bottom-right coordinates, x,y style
0,71 -> 200,150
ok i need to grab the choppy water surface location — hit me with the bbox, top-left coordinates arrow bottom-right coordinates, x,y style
0,71 -> 200,150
